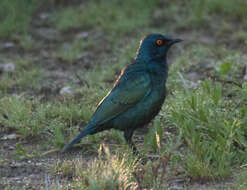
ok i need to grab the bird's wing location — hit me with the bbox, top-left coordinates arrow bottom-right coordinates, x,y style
90,68 -> 151,125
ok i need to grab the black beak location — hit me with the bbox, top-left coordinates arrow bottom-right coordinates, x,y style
172,38 -> 183,43
169,38 -> 183,45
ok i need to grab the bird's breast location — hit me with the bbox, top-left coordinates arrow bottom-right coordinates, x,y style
111,86 -> 166,131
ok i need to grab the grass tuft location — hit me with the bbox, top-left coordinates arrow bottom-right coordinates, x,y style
167,79 -> 247,179
0,0 -> 39,37
52,145 -> 138,190
55,0 -> 159,36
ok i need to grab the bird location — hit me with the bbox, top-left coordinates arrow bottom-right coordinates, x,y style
61,34 -> 182,153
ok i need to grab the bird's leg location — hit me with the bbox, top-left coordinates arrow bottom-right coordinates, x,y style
124,129 -> 148,164
124,129 -> 138,155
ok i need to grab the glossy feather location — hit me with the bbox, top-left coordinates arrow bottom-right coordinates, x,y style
61,34 -> 181,153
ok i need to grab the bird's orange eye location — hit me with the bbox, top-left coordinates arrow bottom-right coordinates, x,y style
156,39 -> 163,46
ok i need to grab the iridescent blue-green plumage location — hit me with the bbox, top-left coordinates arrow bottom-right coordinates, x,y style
61,34 -> 181,153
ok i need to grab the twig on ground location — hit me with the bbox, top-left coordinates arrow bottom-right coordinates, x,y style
177,71 -> 189,91
74,72 -> 90,88
207,73 -> 242,88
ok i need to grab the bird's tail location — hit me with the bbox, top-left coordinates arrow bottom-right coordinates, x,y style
61,124 -> 96,153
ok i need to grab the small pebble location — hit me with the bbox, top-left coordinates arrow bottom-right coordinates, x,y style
59,86 -> 75,95
3,42 -> 15,48
1,134 -> 17,140
0,63 -> 15,72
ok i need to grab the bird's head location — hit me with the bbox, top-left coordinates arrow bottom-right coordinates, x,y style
136,34 -> 182,62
